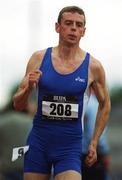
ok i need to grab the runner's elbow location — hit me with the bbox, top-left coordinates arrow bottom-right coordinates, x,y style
13,102 -> 24,111
13,99 -> 26,111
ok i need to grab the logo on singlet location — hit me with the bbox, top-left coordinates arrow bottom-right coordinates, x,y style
75,76 -> 85,83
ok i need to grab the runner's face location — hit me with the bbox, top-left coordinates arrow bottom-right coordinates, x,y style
56,12 -> 86,45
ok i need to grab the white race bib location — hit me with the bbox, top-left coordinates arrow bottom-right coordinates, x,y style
42,95 -> 79,121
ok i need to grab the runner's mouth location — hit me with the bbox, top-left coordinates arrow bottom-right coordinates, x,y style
68,34 -> 77,39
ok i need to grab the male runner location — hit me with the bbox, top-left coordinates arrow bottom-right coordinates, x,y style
13,6 -> 111,180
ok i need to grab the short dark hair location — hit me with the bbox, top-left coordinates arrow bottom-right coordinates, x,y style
57,6 -> 86,25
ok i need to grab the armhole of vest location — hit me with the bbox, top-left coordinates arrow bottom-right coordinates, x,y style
85,52 -> 90,94
85,53 -> 90,87
39,47 -> 52,70
86,52 -> 90,66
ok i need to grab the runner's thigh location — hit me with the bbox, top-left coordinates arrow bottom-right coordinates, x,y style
24,172 -> 51,180
54,170 -> 82,180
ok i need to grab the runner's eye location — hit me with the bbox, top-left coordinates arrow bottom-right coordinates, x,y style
65,21 -> 73,26
76,22 -> 84,28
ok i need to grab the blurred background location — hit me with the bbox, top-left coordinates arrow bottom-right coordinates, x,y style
0,0 -> 122,179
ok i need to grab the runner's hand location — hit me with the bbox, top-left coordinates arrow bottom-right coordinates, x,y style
85,143 -> 97,167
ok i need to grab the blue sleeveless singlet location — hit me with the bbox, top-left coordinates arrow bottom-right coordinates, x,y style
24,47 -> 90,175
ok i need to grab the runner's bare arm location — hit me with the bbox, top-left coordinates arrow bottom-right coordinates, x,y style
13,50 -> 45,111
91,60 -> 111,146
86,58 -> 111,167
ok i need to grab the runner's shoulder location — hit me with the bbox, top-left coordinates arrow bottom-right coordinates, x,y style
26,49 -> 47,72
31,49 -> 47,64
89,55 -> 104,73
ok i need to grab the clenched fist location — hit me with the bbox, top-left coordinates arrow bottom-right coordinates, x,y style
27,70 -> 42,89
